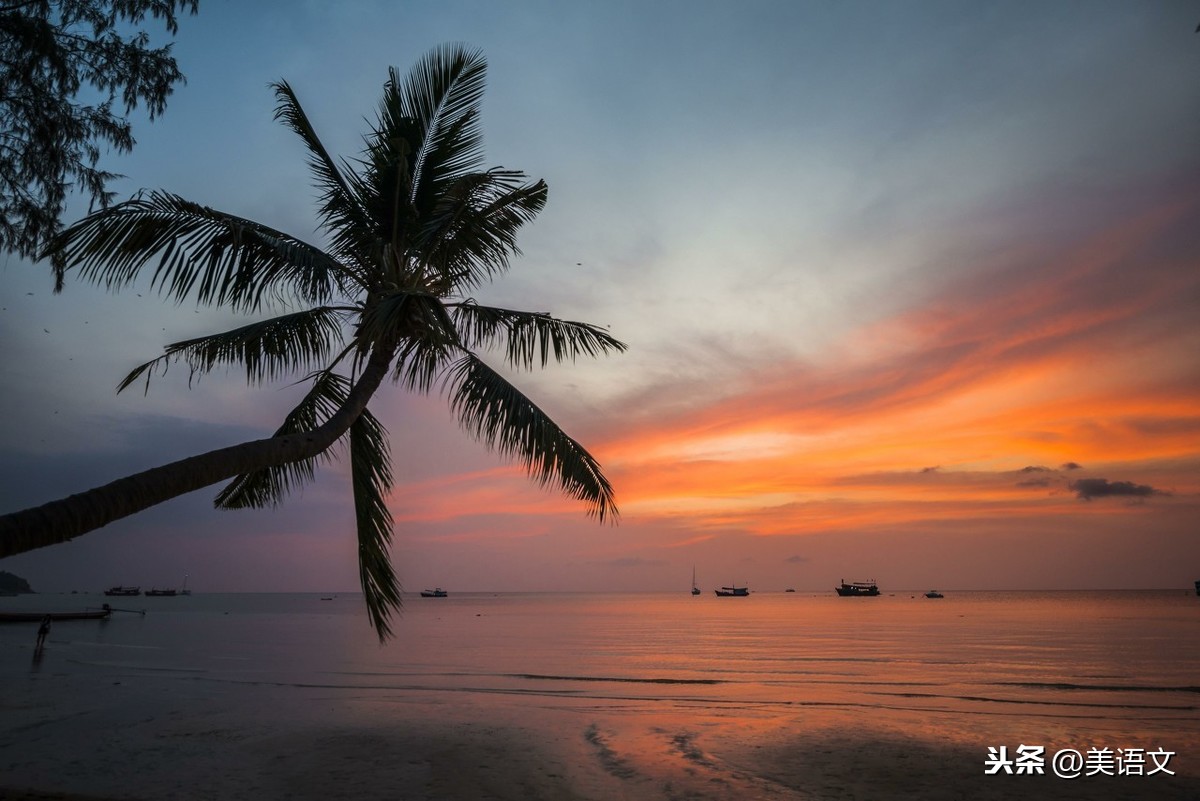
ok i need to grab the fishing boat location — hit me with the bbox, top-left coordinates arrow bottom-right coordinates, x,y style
835,579 -> 880,597
691,567 -> 701,596
420,588 -> 448,597
103,585 -> 141,597
925,590 -> 944,599
145,588 -> 177,597
0,607 -> 112,623
714,585 -> 749,597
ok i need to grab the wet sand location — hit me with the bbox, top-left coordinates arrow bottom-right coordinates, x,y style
4,705 -> 1197,801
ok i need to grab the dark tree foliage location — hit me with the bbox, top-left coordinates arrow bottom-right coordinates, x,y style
0,0 -> 198,257
0,569 -> 33,593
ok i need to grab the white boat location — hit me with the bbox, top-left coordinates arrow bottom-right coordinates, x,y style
420,588 -> 448,598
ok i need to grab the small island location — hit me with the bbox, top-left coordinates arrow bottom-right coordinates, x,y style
0,570 -> 34,595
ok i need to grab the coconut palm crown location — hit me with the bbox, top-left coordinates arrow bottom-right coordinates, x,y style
1,45 -> 624,640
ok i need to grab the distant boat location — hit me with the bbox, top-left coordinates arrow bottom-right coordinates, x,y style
714,585 -> 749,597
691,566 -> 701,596
420,588 -> 448,598
835,579 -> 880,597
925,590 -> 944,599
0,608 -> 112,623
180,575 -> 192,596
1194,579 -> 1199,597
103,586 -> 141,597
785,588 -> 796,592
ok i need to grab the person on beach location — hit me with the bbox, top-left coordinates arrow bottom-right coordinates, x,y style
35,615 -> 51,651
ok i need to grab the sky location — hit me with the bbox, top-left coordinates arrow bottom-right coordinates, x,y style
1,1 -> 1198,595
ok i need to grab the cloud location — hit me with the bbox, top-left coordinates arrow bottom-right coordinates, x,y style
1016,478 -> 1052,488
1016,465 -> 1056,488
785,555 -> 809,564
1069,478 -> 1165,501
1062,462 -> 1083,470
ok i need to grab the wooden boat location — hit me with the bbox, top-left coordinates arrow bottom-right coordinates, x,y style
420,588 -> 448,597
714,585 -> 749,597
835,579 -> 880,597
0,608 -> 112,623
925,590 -> 944,598
103,585 -> 141,596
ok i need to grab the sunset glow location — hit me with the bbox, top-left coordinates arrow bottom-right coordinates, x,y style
0,2 -> 1196,594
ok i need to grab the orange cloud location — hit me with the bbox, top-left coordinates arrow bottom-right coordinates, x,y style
583,190 -> 1200,539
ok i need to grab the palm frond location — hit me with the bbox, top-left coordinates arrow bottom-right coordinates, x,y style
418,171 -> 547,290
272,81 -> 376,286
399,44 -> 488,201
272,81 -> 367,232
116,354 -> 171,396
214,371 -> 353,509
390,336 -> 455,393
363,81 -> 419,252
44,191 -> 355,312
451,300 -> 627,371
443,353 -> 618,522
349,407 -> 400,642
117,307 -> 347,393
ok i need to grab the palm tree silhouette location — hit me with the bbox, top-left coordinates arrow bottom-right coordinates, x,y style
0,45 -> 624,639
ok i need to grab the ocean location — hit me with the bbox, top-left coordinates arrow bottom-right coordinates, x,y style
1,589 -> 1198,800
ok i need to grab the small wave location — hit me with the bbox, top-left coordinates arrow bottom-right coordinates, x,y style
872,690 -> 1196,711
997,681 -> 1200,694
508,673 -> 723,685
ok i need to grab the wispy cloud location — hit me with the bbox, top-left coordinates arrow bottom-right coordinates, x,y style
577,184 -> 1200,543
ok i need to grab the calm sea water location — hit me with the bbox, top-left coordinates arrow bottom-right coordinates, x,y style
2,589 -> 1198,798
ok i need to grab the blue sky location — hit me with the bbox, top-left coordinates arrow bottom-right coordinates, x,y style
1,1 -> 1197,595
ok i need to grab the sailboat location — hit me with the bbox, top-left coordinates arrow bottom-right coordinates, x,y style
179,575 -> 192,596
691,567 -> 701,596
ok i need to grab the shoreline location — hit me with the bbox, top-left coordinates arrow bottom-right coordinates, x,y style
4,708 -> 1197,801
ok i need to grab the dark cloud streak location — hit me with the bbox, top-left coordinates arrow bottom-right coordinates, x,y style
1070,478 -> 1165,501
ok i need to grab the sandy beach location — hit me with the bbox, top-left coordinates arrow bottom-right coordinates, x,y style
4,698 -> 1198,801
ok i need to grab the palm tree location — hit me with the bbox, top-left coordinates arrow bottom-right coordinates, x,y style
0,44 -> 624,639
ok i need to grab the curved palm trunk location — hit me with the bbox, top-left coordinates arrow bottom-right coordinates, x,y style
0,344 -> 396,559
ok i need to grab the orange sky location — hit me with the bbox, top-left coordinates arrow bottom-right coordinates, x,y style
379,183 -> 1200,592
